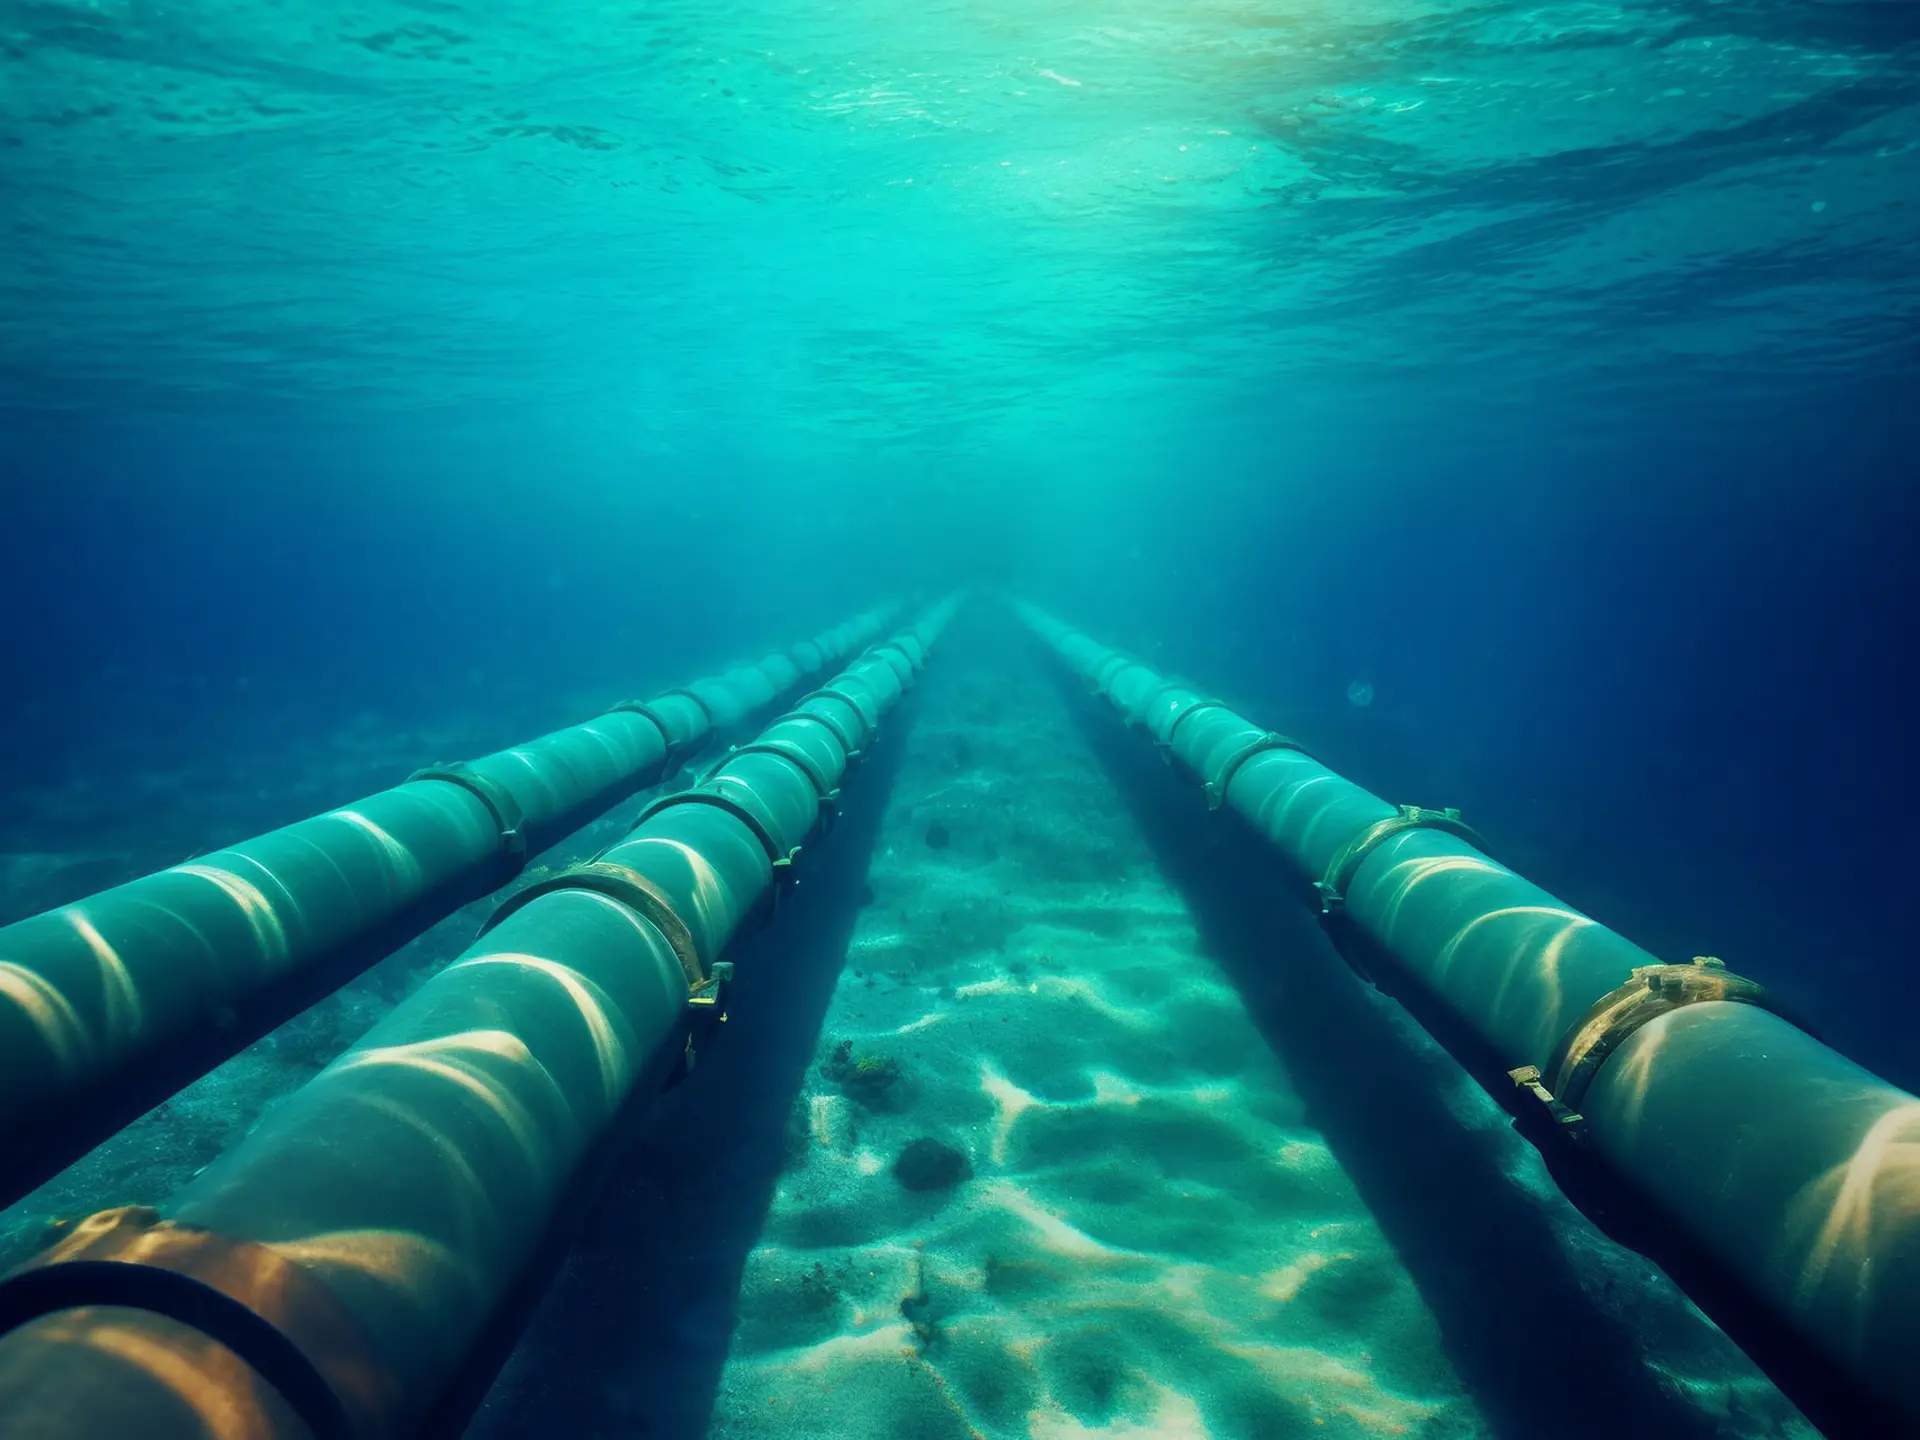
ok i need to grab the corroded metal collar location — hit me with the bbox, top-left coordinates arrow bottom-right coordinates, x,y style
0,1206 -> 396,1440
481,859 -> 706,987
1545,957 -> 1775,1114
407,762 -> 528,874
1316,804 -> 1485,914
1203,731 -> 1314,811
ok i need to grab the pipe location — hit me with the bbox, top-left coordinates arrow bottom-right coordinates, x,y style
0,603 -> 899,1206
1013,599 -> 1918,1438
0,597 -> 961,1440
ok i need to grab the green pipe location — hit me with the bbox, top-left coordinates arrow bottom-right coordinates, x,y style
0,598 -> 960,1440
0,604 -> 898,1205
1014,600 -> 1919,1437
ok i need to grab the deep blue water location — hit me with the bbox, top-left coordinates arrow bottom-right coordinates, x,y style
1,1 -> 1918,1432
6,396 -> 1914,1084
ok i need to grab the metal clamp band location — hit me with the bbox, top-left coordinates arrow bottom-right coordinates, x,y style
0,1206 -> 396,1440
632,787 -> 790,869
481,860 -> 705,988
1131,678 -> 1188,729
708,741 -> 836,805
652,686 -> 717,728
408,763 -> 527,873
1162,698 -> 1231,751
1316,804 -> 1486,915
865,642 -> 917,686
798,688 -> 875,742
1204,732 -> 1314,811
602,699 -> 681,754
767,709 -> 857,764
1542,957 -> 1777,1116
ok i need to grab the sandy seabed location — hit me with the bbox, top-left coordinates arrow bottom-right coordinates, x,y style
700,641 -> 1813,1440
0,634 -> 1818,1440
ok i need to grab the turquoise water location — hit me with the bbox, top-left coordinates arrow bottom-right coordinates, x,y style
2,3 -> 1918,1437
7,0 -> 1914,460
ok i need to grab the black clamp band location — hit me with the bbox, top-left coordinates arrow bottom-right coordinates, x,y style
1540,956 -> 1777,1119
706,742 -> 841,827
768,709 -> 858,764
481,859 -> 706,988
866,642 -> 917,687
605,686 -> 717,756
0,1261 -> 361,1440
705,741 -> 834,801
603,699 -> 681,755
632,787 -> 793,871
797,689 -> 875,748
1203,732 -> 1314,811
1162,698 -> 1232,751
1315,804 -> 1486,915
652,686 -> 717,727
0,1206 -> 395,1440
408,763 -> 528,876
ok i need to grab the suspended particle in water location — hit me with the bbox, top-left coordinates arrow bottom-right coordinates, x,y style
1347,679 -> 1375,708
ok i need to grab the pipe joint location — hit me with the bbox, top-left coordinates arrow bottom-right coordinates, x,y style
1089,652 -> 1139,697
1315,805 -> 1485,918
405,762 -> 528,880
480,860 -> 706,989
601,699 -> 684,756
1129,677 -> 1190,731
796,688 -> 877,754
1539,956 -> 1780,1119
631,787 -> 795,872
768,708 -> 858,765
1203,732 -> 1315,812
707,741 -> 842,828
864,642 -> 917,687
652,685 -> 717,729
0,1206 -> 396,1440
1161,697 -> 1232,751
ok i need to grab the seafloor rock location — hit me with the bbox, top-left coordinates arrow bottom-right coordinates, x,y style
893,1136 -> 972,1192
820,1038 -> 905,1108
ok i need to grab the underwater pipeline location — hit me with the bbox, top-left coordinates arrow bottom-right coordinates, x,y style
1014,600 -> 1918,1439
0,598 -> 959,1440
0,602 -> 897,1207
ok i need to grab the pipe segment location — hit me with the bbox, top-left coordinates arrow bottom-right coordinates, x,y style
0,604 -> 898,1206
0,598 -> 960,1440
1014,599 -> 1919,1436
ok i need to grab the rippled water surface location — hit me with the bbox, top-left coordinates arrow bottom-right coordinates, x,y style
5,0 -> 1916,458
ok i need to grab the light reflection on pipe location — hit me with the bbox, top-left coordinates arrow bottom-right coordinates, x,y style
170,865 -> 294,970
619,835 -> 732,947
1789,1099 -> 1920,1340
1371,853 -> 1508,947
332,1030 -> 561,1177
327,811 -> 424,890
455,952 -> 635,1109
271,1227 -> 484,1319
0,961 -> 88,1071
